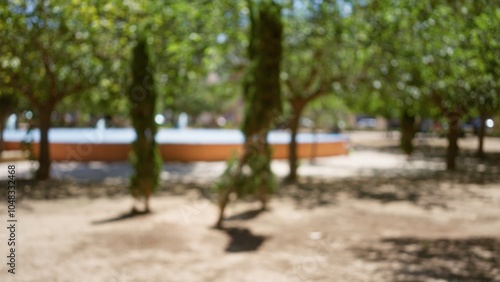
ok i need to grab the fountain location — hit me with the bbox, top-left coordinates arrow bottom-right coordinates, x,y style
2,128 -> 349,162
6,114 -> 16,130
177,112 -> 188,129
96,118 -> 106,131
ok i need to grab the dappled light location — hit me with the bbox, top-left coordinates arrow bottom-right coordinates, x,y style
1,0 -> 499,281
354,237 -> 500,281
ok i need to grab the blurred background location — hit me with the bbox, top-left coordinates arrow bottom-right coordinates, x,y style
0,0 -> 499,281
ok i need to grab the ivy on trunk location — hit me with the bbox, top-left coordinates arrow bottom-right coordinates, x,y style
400,108 -> 417,156
127,39 -> 161,213
215,0 -> 283,229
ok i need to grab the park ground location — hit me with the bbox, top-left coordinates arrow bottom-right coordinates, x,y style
0,131 -> 499,282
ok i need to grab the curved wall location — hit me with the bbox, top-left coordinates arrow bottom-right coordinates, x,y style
4,128 -> 349,162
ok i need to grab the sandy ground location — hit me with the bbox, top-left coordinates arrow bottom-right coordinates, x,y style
0,131 -> 499,282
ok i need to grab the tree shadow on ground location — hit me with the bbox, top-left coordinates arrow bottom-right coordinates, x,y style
8,145 -> 499,212
353,237 -> 500,281
51,162 -> 133,183
271,140 -> 500,210
225,208 -> 266,221
277,177 -> 424,210
275,144 -> 500,210
10,178 -> 129,200
5,161 -> 203,200
91,210 -> 151,225
359,143 -> 500,182
50,161 -> 203,183
277,164 -> 499,210
221,227 -> 267,253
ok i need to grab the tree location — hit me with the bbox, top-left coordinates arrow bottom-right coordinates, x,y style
358,0 -> 432,156
127,39 -> 161,213
215,0 -> 283,228
419,1 -> 482,170
0,1 -> 115,179
467,5 -> 500,158
360,0 -> 498,169
282,0 -> 359,181
146,1 -> 224,125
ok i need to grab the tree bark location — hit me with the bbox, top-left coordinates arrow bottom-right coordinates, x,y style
215,188 -> 231,229
477,112 -> 487,159
286,100 -> 305,182
36,105 -> 53,180
310,117 -> 318,165
400,109 -> 416,156
446,114 -> 460,170
0,112 -> 6,155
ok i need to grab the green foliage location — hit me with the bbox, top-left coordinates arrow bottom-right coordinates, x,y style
304,94 -> 350,129
357,0 -> 499,121
0,0 -> 117,106
214,148 -> 277,198
212,152 -> 239,195
282,0 -> 359,101
356,0 -> 500,165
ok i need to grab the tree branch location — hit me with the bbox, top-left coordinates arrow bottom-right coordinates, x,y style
303,50 -> 323,96
33,38 -> 59,105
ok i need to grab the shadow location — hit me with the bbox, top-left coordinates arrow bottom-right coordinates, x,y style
51,161 -> 201,185
355,189 -> 418,203
51,162 -> 133,183
354,144 -> 405,155
274,143 -> 500,210
353,237 -> 500,281
280,177 -> 421,209
8,178 -> 130,200
9,141 -> 499,207
275,169 -> 499,210
91,210 -> 151,225
357,143 -> 500,186
8,163 -> 205,201
222,227 -> 267,253
276,181 -> 340,209
225,208 -> 265,221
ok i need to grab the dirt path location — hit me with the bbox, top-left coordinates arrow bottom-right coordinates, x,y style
0,132 -> 499,282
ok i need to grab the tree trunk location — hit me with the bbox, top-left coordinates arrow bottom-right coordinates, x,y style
477,112 -> 487,159
286,101 -> 304,182
446,114 -> 460,170
400,109 -> 416,156
215,188 -> 231,229
215,0 -> 282,228
310,121 -> 318,165
127,40 -> 161,213
36,105 -> 53,180
256,135 -> 272,210
0,112 -> 6,155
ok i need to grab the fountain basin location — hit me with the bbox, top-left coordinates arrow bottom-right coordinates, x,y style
3,128 -> 349,162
